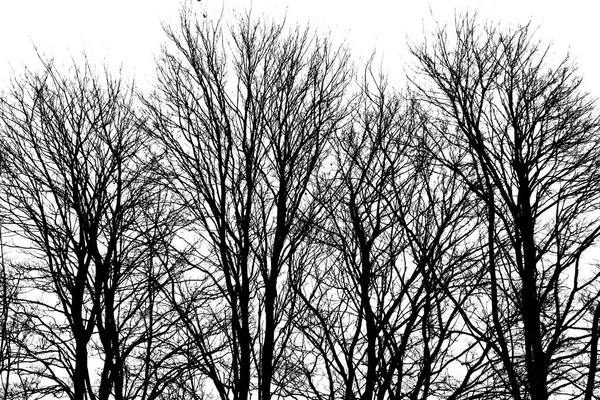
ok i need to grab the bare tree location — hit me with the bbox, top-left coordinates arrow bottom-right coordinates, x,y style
411,14 -> 600,400
146,9 -> 351,400
0,58 -> 180,400
291,65 -> 488,400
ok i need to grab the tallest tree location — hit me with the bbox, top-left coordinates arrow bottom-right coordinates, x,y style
146,9 -> 350,400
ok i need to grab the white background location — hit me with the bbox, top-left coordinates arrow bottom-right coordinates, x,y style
0,0 -> 599,95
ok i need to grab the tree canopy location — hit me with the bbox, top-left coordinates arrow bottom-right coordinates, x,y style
1,9 -> 599,400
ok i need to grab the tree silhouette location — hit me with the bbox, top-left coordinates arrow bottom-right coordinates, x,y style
411,14 -> 600,400
145,9 -> 351,400
0,58 -> 181,400
291,64 -> 489,400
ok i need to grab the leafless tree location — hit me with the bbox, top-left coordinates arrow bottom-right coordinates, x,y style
146,9 -> 351,400
411,14 -> 600,400
291,64 -> 489,400
0,58 -> 181,400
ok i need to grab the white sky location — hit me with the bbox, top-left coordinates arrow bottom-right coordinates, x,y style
0,0 -> 599,96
